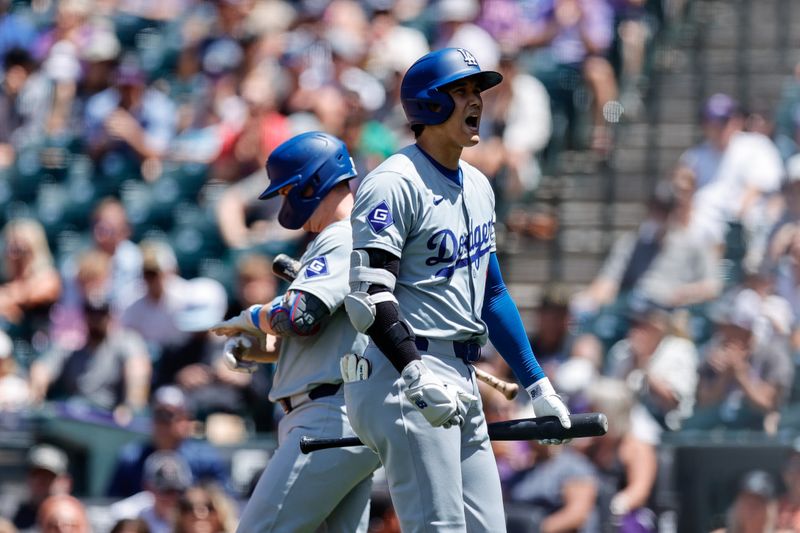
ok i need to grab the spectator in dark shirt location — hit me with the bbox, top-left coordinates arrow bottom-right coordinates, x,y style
505,439 -> 599,532
0,48 -> 34,168
687,289 -> 795,431
29,295 -> 151,421
106,386 -> 230,499
518,0 -> 617,154
9,445 -> 72,531
84,59 -> 176,183
529,284 -> 575,377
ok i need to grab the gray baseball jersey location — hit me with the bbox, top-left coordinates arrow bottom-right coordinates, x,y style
269,219 -> 369,400
240,218 -> 380,533
351,144 -> 496,343
346,145 -> 507,532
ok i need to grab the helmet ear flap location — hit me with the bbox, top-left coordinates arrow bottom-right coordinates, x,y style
426,89 -> 455,125
426,101 -> 442,113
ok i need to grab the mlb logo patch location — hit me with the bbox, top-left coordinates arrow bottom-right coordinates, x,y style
367,201 -> 394,233
305,256 -> 329,278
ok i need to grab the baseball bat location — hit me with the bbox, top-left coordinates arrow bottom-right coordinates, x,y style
240,351 -> 279,364
272,254 -> 521,401
473,367 -> 519,400
272,253 -> 302,283
299,412 -> 608,454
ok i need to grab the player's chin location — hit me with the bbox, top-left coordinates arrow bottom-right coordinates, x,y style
458,127 -> 480,145
462,133 -> 480,147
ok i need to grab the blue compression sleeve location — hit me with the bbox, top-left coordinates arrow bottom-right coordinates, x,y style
482,253 -> 546,388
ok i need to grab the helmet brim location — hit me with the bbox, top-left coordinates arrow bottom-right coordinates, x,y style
471,70 -> 503,91
436,70 -> 503,94
258,174 -> 300,200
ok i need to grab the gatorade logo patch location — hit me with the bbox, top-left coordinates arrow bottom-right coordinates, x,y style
457,48 -> 479,67
305,256 -> 329,278
367,201 -> 394,233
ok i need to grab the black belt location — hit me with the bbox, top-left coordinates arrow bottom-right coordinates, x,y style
414,337 -> 481,363
277,383 -> 341,414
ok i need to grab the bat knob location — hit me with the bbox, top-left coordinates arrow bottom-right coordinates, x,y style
596,413 -> 609,435
299,436 -> 313,454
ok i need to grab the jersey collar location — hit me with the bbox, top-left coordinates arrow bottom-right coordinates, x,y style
415,144 -> 463,187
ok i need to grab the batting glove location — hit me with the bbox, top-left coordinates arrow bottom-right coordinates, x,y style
340,354 -> 371,382
527,377 -> 572,445
222,335 -> 259,374
401,360 -> 476,429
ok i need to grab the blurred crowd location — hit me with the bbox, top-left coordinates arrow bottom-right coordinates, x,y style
6,0 -> 800,531
468,53 -> 800,533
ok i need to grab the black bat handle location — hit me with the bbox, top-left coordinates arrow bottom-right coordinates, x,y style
488,413 -> 608,441
299,435 -> 363,454
299,413 -> 608,454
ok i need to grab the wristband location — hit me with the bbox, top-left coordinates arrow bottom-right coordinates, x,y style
249,305 -> 263,330
526,377 -> 555,400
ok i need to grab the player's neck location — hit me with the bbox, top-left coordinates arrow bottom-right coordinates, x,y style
304,187 -> 354,233
416,135 -> 463,170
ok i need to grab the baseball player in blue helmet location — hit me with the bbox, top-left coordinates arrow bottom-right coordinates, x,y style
258,131 -> 359,229
343,47 -> 572,531
210,131 -> 380,532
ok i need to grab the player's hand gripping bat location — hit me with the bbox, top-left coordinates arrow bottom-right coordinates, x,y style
272,254 -> 520,401
299,412 -> 608,453
223,334 -> 280,369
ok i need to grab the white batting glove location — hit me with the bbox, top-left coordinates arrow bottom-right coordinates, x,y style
527,377 -> 572,445
222,336 -> 259,374
340,354 -> 371,382
401,360 -> 476,429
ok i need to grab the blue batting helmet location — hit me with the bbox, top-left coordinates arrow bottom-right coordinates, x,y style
259,132 -> 357,230
400,47 -> 503,126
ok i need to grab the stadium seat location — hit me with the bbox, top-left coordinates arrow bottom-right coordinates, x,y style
35,182 -> 71,243
147,175 -> 181,229
169,203 -> 225,278
11,145 -> 44,203
119,179 -> 155,241
62,174 -> 101,231
176,162 -> 210,200
96,152 -> 141,198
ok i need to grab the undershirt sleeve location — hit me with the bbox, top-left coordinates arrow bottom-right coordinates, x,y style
482,252 -> 546,387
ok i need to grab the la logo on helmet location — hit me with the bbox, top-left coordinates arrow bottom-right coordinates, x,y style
457,48 -> 479,67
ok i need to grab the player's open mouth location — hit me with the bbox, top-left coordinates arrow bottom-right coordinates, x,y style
465,114 -> 479,131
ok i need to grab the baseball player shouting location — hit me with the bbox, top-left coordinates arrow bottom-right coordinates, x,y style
210,132 -> 380,533
342,48 -> 572,532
